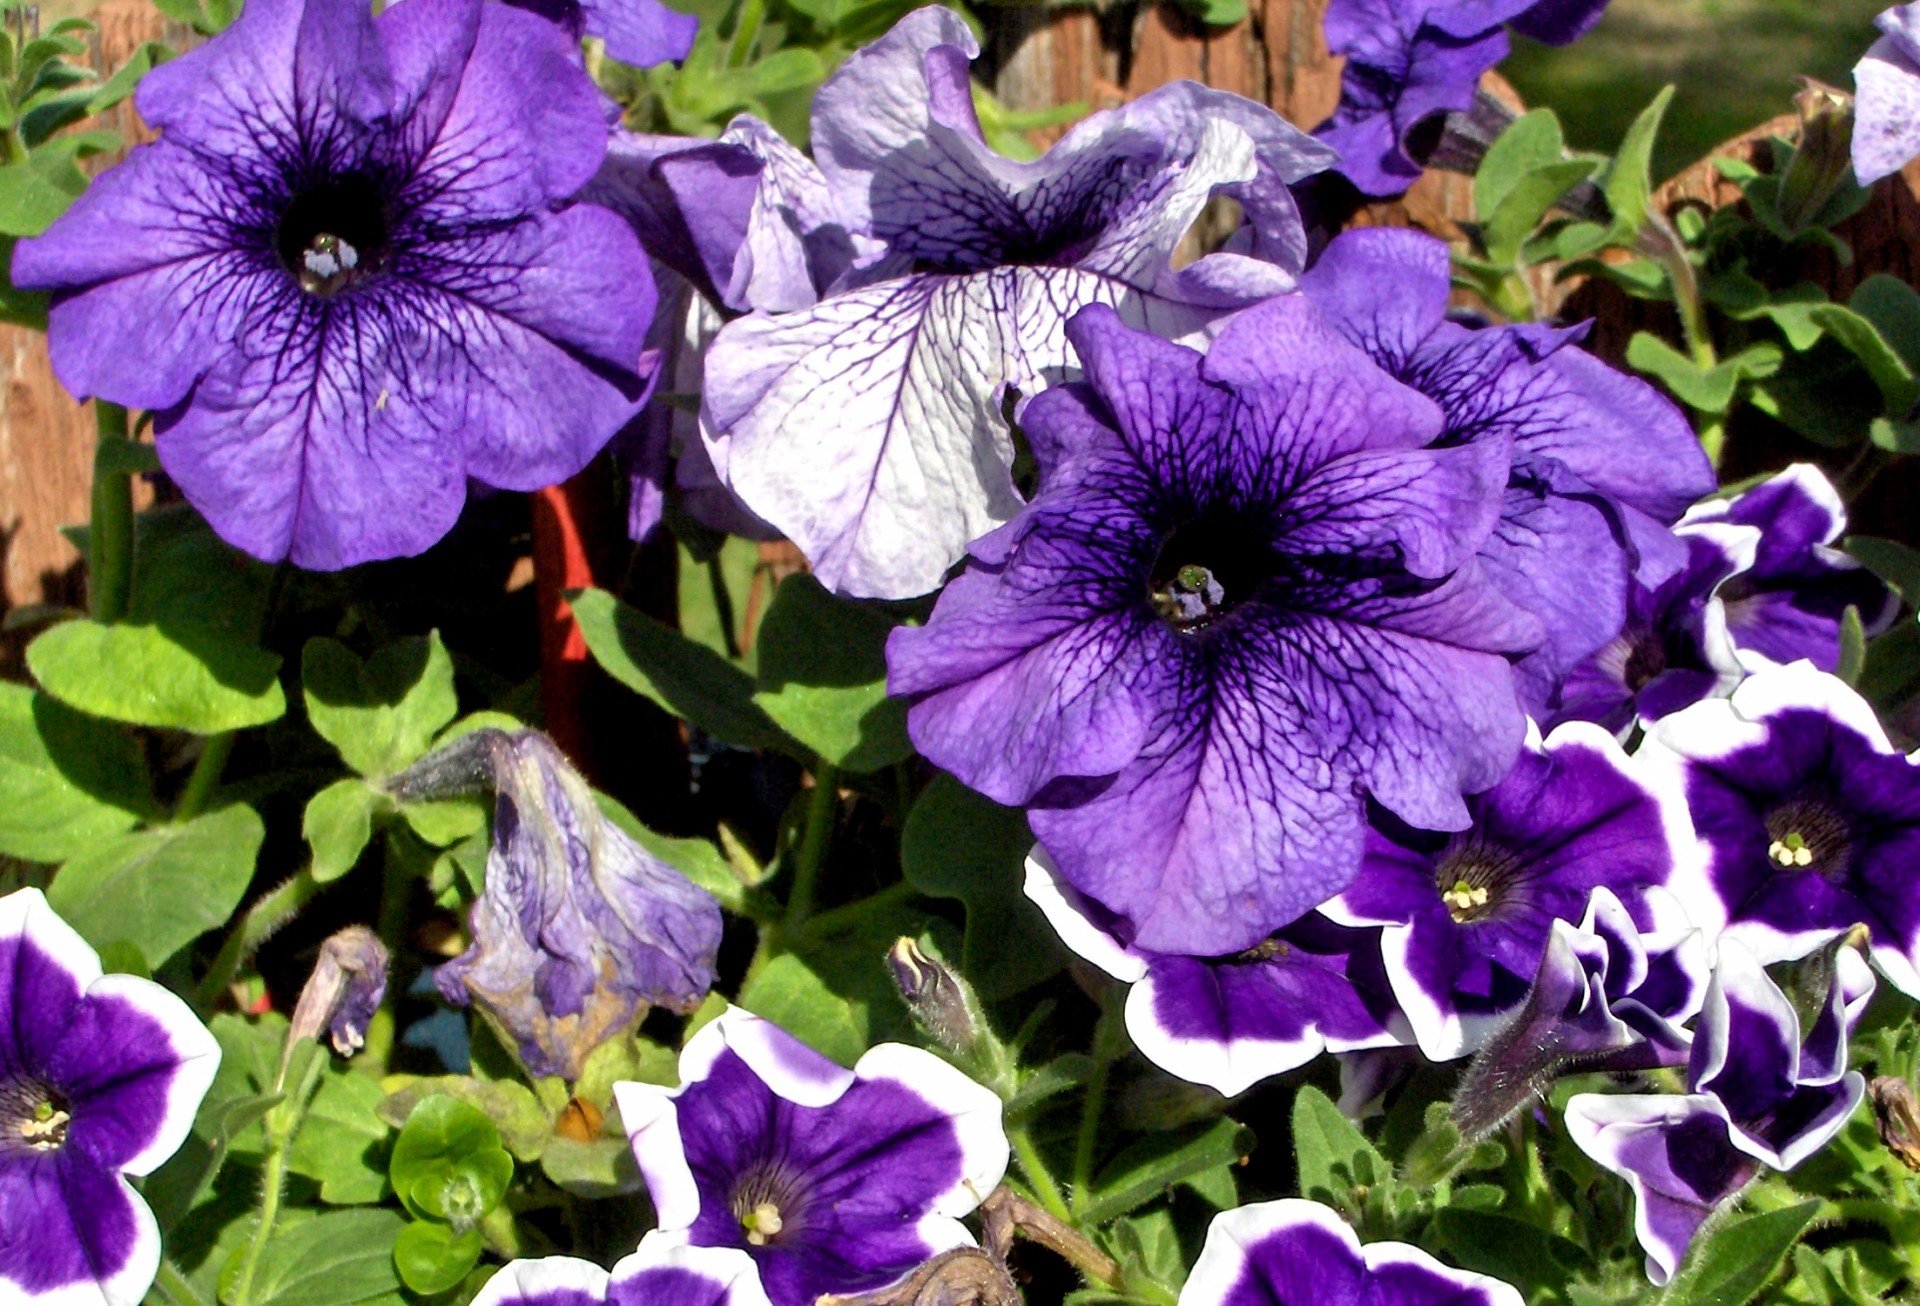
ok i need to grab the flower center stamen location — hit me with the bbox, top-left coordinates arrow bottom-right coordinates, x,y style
730,1162 -> 807,1249
742,1201 -> 784,1245
1763,797 -> 1852,877
277,177 -> 387,298
1,1078 -> 70,1153
1147,514 -> 1270,635
1433,839 -> 1522,924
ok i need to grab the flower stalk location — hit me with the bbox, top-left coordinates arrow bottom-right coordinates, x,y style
88,400 -> 134,622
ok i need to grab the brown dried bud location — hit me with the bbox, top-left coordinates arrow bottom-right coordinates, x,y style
288,926 -> 389,1058
1870,1075 -> 1920,1171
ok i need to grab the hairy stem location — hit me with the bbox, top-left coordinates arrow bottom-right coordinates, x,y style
1008,1124 -> 1073,1225
785,765 -> 838,930
195,869 -> 322,1011
89,401 -> 134,622
231,1047 -> 328,1306
174,732 -> 235,822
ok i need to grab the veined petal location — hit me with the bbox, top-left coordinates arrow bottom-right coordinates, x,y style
0,1158 -> 158,1306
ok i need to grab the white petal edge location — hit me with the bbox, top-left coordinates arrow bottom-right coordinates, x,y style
1563,1092 -> 1733,1287
471,1257 -> 611,1306
850,1041 -> 1009,1218
1360,1240 -> 1526,1306
1179,1199 -> 1361,1306
613,1234 -> 774,1306
612,1080 -> 702,1233
1,886 -> 103,991
82,973 -> 221,1177
1022,848 -> 1149,984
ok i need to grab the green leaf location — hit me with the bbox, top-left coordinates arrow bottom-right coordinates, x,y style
1482,159 -> 1598,265
1807,302 -> 1920,415
538,1134 -> 642,1198
1838,606 -> 1867,687
86,40 -> 170,115
737,957 -> 868,1066
377,1076 -> 552,1163
571,587 -> 797,753
388,1095 -> 513,1223
1602,85 -> 1675,239
1102,1208 -> 1188,1294
901,774 -> 1062,1000
1661,1200 -> 1820,1306
745,46 -> 825,95
1291,1085 -> 1389,1211
1625,333 -> 1780,414
392,1220 -> 483,1296
302,632 -> 459,779
1846,536 -> 1920,606
0,130 -> 115,235
1433,1209 -> 1592,1296
47,804 -> 262,968
752,574 -> 911,771
304,779 -> 376,883
1852,274 -> 1920,374
1080,1118 -> 1254,1225
1472,109 -> 1568,227
0,682 -> 154,861
244,1208 -> 406,1306
27,618 -> 285,733
289,1068 -> 393,1205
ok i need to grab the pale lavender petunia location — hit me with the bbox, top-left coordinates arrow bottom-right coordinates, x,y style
12,0 -> 656,570
614,1008 -> 1008,1306
286,925 -> 388,1058
1326,722 -> 1700,1060
470,1236 -> 772,1306
1178,1199 -> 1525,1306
1854,5 -> 1920,185
391,729 -> 722,1081
1024,850 -> 1408,1097
508,0 -> 697,69
702,6 -> 1337,598
0,887 -> 220,1305
1299,228 -> 1715,710
889,298 -> 1533,957
1565,935 -> 1873,1284
1638,661 -> 1920,998
1678,464 -> 1896,673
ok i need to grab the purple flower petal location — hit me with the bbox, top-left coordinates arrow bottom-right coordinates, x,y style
1855,14 -> 1920,185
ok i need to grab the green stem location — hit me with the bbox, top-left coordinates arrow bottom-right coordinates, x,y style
174,732 -> 235,822
792,880 -> 914,943
479,1205 -> 523,1260
784,765 -> 837,931
707,555 -> 741,661
1070,1040 -> 1112,1217
153,1259 -> 210,1306
195,869 -> 322,1010
725,0 -> 764,67
1643,221 -> 1726,466
89,401 -> 134,622
231,1048 -> 327,1306
1009,1124 -> 1073,1225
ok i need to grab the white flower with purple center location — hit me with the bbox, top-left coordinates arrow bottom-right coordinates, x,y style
0,887 -> 220,1305
1178,1198 -> 1524,1305
888,297 -> 1535,958
1327,721 -> 1700,1060
701,5 -> 1337,598
472,1236 -> 771,1306
1299,228 -> 1715,714
1024,850 -> 1409,1097
12,0 -> 656,570
1640,660 -> 1920,997
1566,935 -> 1874,1284
1854,4 -> 1920,185
614,1007 -> 1009,1306
1678,464 -> 1896,675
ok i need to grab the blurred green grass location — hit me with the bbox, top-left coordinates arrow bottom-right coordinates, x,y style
1501,0 -> 1885,179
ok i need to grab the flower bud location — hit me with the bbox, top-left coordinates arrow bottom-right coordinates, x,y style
1775,79 -> 1858,234
288,926 -> 389,1058
887,938 -> 977,1057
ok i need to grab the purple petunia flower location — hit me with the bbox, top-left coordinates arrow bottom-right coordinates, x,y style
1565,935 -> 1873,1284
1316,0 -> 1609,196
508,0 -> 697,70
1298,228 -> 1715,710
614,1007 -> 1009,1306
888,298 -> 1534,957
12,0 -> 656,570
287,925 -> 388,1058
1639,661 -> 1920,998
1024,850 -> 1408,1096
1855,5 -> 1920,185
702,6 -> 1337,598
1549,523 -> 1756,734
1178,1198 -> 1525,1306
0,887 -> 220,1305
1679,464 -> 1897,674
471,1236 -> 771,1306
392,729 -> 723,1081
1326,722 -> 1700,1060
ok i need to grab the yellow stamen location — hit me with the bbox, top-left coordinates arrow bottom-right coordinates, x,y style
743,1201 -> 784,1245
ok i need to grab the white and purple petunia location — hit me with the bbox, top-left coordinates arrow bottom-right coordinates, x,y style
1178,1198 -> 1525,1305
1023,850 -> 1408,1097
470,1235 -> 772,1306
701,5 -> 1337,598
1326,721 -> 1700,1060
888,297 -> 1535,957
1854,4 -> 1920,185
1639,661 -> 1920,996
392,729 -> 723,1082
1452,886 -> 1706,1137
1316,0 -> 1611,196
613,1007 -> 1009,1306
1549,522 -> 1757,734
1565,935 -> 1874,1284
0,887 -> 220,1305
1298,228 -> 1715,712
1678,464 -> 1896,674
12,0 -> 657,570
